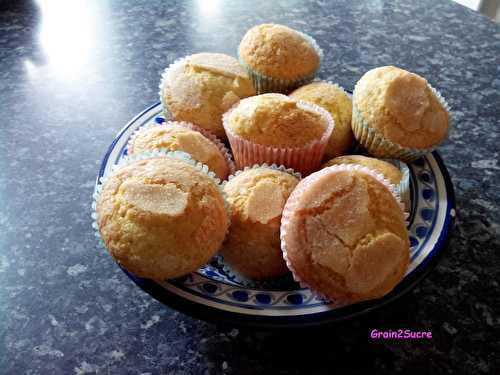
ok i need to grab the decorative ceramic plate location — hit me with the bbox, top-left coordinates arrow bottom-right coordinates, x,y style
94,102 -> 455,328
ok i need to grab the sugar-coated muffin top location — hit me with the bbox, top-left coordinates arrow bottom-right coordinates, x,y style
129,122 -> 230,180
239,24 -> 320,81
221,166 -> 299,279
282,166 -> 409,302
323,155 -> 403,186
161,53 -> 256,139
224,167 -> 299,224
290,81 -> 353,158
96,156 -> 229,280
353,66 -> 449,149
225,94 -> 328,147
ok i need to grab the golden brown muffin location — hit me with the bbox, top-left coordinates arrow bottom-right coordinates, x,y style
129,122 -> 231,180
96,156 -> 229,281
239,24 -> 320,81
281,165 -> 409,303
225,93 -> 328,147
323,155 -> 403,186
353,66 -> 449,149
160,53 -> 256,139
221,166 -> 299,279
290,82 -> 353,158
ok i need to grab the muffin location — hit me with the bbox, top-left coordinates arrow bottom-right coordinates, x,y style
323,155 -> 410,210
221,165 -> 300,280
223,93 -> 334,175
290,81 -> 354,159
238,24 -> 322,94
281,164 -> 409,303
95,153 -> 229,281
160,52 -> 256,139
128,121 -> 234,180
352,66 -> 450,161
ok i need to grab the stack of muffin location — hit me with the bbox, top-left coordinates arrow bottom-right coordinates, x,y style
95,24 -> 450,304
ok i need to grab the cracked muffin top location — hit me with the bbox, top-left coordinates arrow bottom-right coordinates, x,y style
96,156 -> 229,281
353,66 -> 449,149
160,53 -> 256,139
281,165 -> 409,303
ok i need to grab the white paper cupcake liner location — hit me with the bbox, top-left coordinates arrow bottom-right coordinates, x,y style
223,99 -> 334,176
212,254 -> 298,289
238,31 -> 323,94
126,120 -> 236,180
352,84 -> 452,162
385,159 -> 411,213
280,163 -> 406,302
91,150 -> 232,251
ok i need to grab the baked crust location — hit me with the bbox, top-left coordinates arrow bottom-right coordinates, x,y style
226,94 -> 327,147
282,168 -> 409,302
323,155 -> 403,186
221,167 -> 299,279
96,157 -> 229,281
129,122 -> 229,180
353,66 -> 449,149
290,81 -> 353,158
239,24 -> 320,80
161,53 -> 255,139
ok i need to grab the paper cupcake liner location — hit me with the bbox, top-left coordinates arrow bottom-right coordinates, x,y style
222,100 -> 334,176
280,164 -> 406,301
91,150 -> 232,251
352,85 -> 452,162
212,255 -> 298,290
385,159 -> 411,213
127,120 -> 236,179
238,31 -> 323,94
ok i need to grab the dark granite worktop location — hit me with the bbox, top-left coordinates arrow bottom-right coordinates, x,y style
0,0 -> 499,373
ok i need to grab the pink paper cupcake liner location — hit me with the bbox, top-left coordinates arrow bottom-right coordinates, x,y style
222,100 -> 334,176
127,120 -> 235,180
280,163 -> 406,302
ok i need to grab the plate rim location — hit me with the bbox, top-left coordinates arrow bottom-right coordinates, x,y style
96,102 -> 456,328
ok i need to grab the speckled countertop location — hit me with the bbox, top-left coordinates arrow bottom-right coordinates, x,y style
0,0 -> 499,373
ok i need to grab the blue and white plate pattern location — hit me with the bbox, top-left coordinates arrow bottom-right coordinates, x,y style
95,103 -> 455,327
